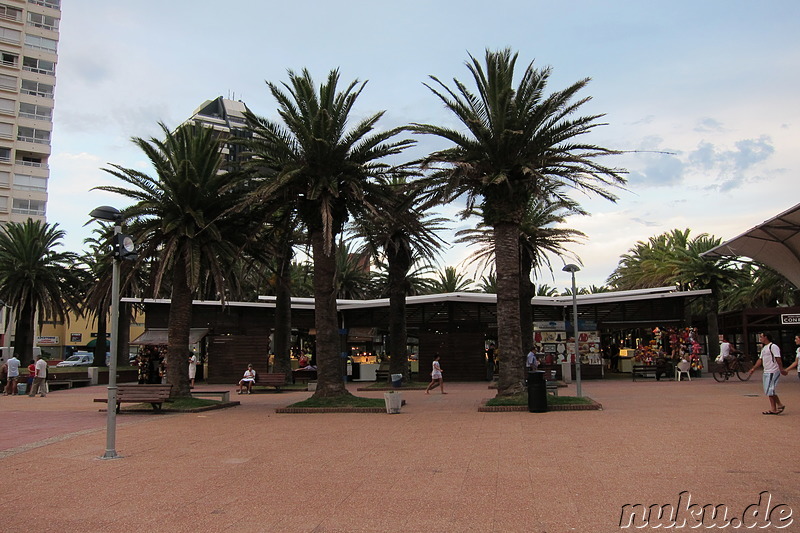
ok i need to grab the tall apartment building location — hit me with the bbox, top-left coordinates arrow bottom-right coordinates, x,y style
0,0 -> 60,224
184,96 -> 252,163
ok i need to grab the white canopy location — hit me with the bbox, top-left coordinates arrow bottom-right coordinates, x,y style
702,202 -> 800,289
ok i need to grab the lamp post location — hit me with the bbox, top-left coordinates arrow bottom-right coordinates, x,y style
562,264 -> 582,398
90,206 -> 123,459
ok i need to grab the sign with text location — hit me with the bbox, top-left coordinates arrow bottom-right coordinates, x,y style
781,314 -> 800,325
36,336 -> 59,345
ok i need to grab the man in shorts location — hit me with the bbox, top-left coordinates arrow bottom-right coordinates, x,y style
747,333 -> 788,414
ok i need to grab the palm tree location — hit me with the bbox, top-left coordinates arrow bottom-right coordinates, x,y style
96,122 -> 252,398
608,228 -> 742,358
348,171 -> 447,380
413,49 -> 624,395
242,68 -> 413,398
0,220 -> 83,363
427,266 -> 475,293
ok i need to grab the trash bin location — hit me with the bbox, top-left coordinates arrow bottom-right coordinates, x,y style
17,382 -> 27,395
384,391 -> 402,414
527,371 -> 547,413
391,373 -> 402,388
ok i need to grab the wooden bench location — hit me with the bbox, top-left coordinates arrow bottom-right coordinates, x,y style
632,363 -> 674,382
375,369 -> 390,383
190,390 -> 230,402
291,369 -> 317,384
48,378 -> 92,390
252,373 -> 287,392
94,384 -> 173,413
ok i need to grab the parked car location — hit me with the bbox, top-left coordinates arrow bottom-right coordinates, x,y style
56,352 -> 94,367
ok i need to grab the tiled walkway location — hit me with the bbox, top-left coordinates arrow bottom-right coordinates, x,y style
1,375 -> 798,532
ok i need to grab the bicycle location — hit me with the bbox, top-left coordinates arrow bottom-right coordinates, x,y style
712,354 -> 753,382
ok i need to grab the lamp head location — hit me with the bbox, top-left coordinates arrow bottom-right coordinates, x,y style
562,264 -> 580,273
89,206 -> 122,223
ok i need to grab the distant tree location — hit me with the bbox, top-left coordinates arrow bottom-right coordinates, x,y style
0,220 -> 83,363
427,266 -> 475,293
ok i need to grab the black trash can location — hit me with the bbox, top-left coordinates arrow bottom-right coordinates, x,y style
527,371 -> 548,413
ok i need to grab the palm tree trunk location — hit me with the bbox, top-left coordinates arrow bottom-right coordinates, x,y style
13,299 -> 35,364
273,248 -> 292,382
387,244 -> 411,381
167,258 -> 192,398
495,222 -> 525,396
94,309 -> 108,367
311,229 -> 349,398
519,249 -> 534,355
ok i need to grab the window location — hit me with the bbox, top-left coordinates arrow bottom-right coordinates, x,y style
20,79 -> 52,97
24,34 -> 57,53
1,51 -> 18,68
22,56 -> 54,75
0,122 -> 12,139
28,0 -> 60,9
16,154 -> 45,167
19,102 -> 51,121
0,196 -> 7,212
12,197 -> 45,216
0,147 -> 9,161
0,27 -> 21,45
13,173 -> 46,191
0,5 -> 22,22
27,12 -> 58,31
0,73 -> 16,90
0,97 -> 13,115
17,125 -> 50,144
0,170 -> 8,186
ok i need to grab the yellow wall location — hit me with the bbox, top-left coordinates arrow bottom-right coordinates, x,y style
37,310 -> 145,359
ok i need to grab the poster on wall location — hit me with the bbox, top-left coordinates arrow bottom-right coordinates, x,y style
70,333 -> 82,343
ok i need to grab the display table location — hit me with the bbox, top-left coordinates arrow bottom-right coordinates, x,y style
619,356 -> 634,373
355,363 -> 378,381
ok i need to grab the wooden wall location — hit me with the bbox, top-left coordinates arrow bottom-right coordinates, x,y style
206,334 -> 271,385
418,326 -> 486,381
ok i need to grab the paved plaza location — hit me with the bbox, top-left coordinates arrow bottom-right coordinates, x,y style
1,374 -> 798,532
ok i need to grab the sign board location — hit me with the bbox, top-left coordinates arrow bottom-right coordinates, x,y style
781,314 -> 800,325
70,333 -> 82,343
36,336 -> 59,345
533,321 -> 565,331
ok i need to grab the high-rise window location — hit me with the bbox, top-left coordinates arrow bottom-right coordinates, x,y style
0,147 -> 9,161
0,196 -> 8,212
20,79 -> 53,98
0,122 -> 12,139
17,125 -> 50,144
0,51 -> 18,68
19,102 -> 51,121
27,12 -> 58,31
13,173 -> 46,191
0,73 -> 16,91
28,0 -> 60,9
0,5 -> 22,22
0,27 -> 21,45
24,34 -> 57,53
22,56 -> 54,75
0,171 -> 8,186
0,97 -> 13,115
12,198 -> 45,216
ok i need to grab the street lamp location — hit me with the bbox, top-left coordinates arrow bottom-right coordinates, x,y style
562,264 -> 582,398
89,205 -> 129,460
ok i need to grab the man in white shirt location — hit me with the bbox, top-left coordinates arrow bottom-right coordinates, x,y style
526,348 -> 538,372
748,333 -> 787,414
783,334 -> 800,380
4,353 -> 20,395
28,355 -> 48,397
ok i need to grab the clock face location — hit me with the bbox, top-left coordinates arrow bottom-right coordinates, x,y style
122,236 -> 135,253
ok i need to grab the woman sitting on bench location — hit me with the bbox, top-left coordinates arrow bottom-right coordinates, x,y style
238,364 -> 256,394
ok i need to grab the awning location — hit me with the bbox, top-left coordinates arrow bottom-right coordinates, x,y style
702,202 -> 800,289
130,328 -> 209,346
86,338 -> 109,348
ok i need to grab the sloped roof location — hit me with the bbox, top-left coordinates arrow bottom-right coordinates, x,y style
702,202 -> 800,289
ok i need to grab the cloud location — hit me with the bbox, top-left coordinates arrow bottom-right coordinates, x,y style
694,117 -> 724,133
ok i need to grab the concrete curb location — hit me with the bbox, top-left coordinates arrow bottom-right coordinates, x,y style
478,398 -> 603,412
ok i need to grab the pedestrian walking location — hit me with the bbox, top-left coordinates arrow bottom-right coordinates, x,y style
748,332 -> 787,414
425,354 -> 446,394
3,353 -> 20,395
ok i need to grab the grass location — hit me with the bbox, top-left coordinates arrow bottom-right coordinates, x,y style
121,397 -> 221,411
485,393 -> 595,407
288,395 -> 386,408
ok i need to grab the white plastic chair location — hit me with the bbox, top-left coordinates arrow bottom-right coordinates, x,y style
676,359 -> 691,381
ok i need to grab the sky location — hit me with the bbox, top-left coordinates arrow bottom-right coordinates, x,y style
47,0 -> 800,290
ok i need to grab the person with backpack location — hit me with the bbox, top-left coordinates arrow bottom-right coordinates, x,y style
748,332 -> 788,414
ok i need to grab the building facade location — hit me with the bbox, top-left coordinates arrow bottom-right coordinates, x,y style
0,0 -> 60,223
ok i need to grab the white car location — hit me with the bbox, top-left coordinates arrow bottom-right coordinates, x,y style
56,352 -> 94,367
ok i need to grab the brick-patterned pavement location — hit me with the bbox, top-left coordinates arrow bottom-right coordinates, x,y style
1,374 -> 798,532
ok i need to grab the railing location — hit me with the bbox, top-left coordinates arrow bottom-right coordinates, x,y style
28,0 -> 60,10
20,88 -> 52,98
15,159 -> 46,168
0,132 -> 12,140
19,111 -> 51,121
24,42 -> 57,53
16,134 -> 49,145
12,206 -> 45,216
1,59 -> 18,68
28,21 -> 58,32
0,36 -> 21,46
22,66 -> 54,76
15,184 -> 46,192
0,12 -> 22,23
